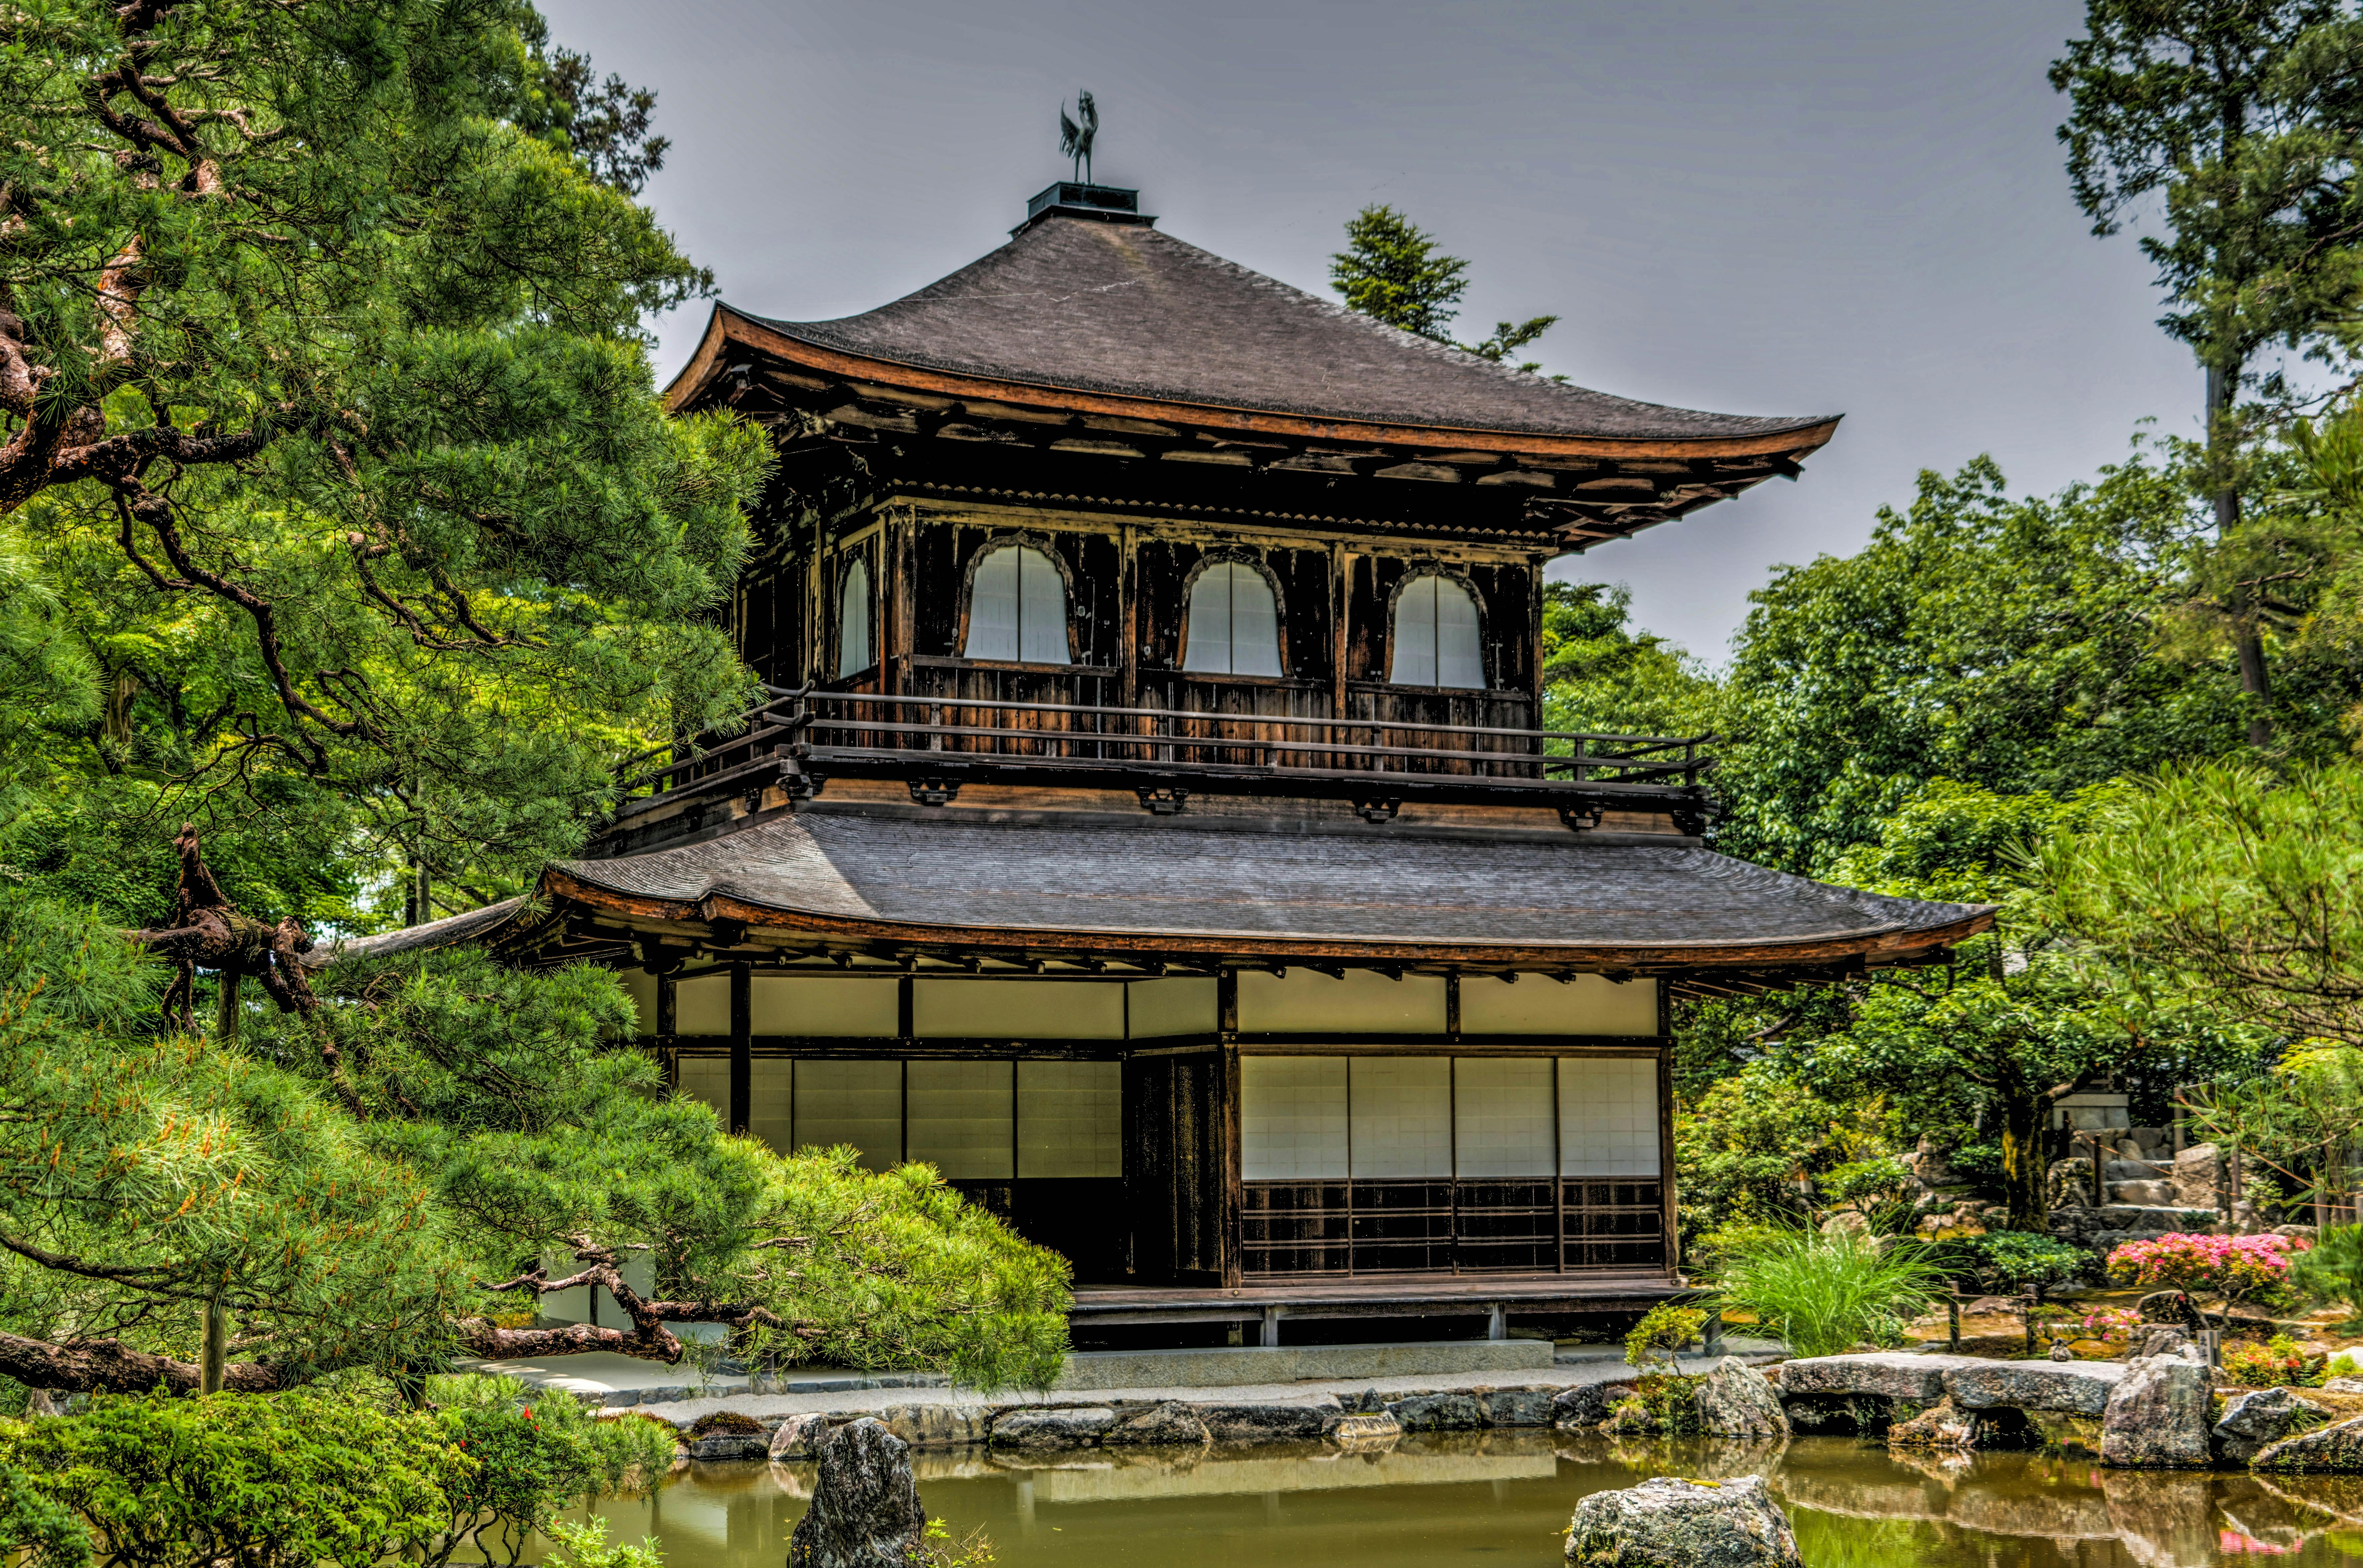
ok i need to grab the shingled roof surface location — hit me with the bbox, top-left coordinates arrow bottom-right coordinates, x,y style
550,814 -> 1981,951
744,214 -> 1834,443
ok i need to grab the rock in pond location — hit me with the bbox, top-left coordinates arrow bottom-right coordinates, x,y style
1553,1381 -> 1635,1430
1482,1387 -> 1560,1428
770,1412 -> 833,1460
1197,1401 -> 1335,1443
687,1431 -> 770,1461
786,1418 -> 927,1568
1565,1475 -> 1803,1568
1887,1395 -> 1979,1450
2253,1410 -> 2363,1471
1693,1358 -> 1787,1437
872,1402 -> 989,1449
1100,1402 -> 1210,1446
2099,1348 -> 2211,1468
2215,1387 -> 2329,1465
1389,1393 -> 1484,1432
990,1406 -> 1116,1448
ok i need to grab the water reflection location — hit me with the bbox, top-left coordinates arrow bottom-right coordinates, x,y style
562,1435 -> 2363,1568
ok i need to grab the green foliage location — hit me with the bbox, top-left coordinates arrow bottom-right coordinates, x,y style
424,1375 -> 673,1568
0,1460 -> 91,1568
0,1391 -> 465,1568
1622,1303 -> 1705,1373
2039,761 -> 2363,1050
1329,205 -> 1471,340
1539,582 -> 1721,744
1820,1158 -> 1915,1215
1712,1224 -> 1948,1359
0,0 -> 771,919
2293,1225 -> 2363,1314
2224,1332 -> 2322,1388
545,1520 -> 664,1568
1957,1230 -> 2088,1291
1671,1059 -> 1899,1245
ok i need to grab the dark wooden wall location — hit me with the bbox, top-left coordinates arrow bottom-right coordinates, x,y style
1124,1051 -> 1237,1287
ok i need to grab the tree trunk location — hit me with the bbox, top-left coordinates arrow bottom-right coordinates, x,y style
1999,1094 -> 2051,1233
214,970 -> 238,1042
2208,363 -> 2273,746
200,1299 -> 227,1395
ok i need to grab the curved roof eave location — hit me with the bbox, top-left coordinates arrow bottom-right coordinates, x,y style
664,303 -> 1843,465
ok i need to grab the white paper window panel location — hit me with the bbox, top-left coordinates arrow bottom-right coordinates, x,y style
675,1055 -> 731,1117
1238,970 -> 1448,1034
838,558 -> 872,676
1240,1056 -> 1348,1180
748,1058 -> 794,1156
1182,561 -> 1282,677
1558,1057 -> 1660,1176
621,969 -> 658,1034
1348,1057 -> 1453,1178
1389,576 -> 1483,690
672,973 -> 731,1035
1126,977 -> 1218,1037
1452,1058 -> 1556,1177
1459,975 -> 1659,1036
912,980 -> 1123,1039
796,1059 -> 904,1171
1016,1060 -> 1120,1178
906,1060 -> 1015,1180
963,546 -> 1066,664
749,978 -> 898,1037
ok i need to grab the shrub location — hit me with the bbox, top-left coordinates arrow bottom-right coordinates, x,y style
1713,1224 -> 1949,1359
0,1391 -> 464,1568
2224,1333 -> 2321,1389
2292,1225 -> 2363,1314
2074,1306 -> 2142,1351
424,1375 -> 675,1565
1821,1157 -> 1915,1213
546,1520 -> 663,1568
1949,1142 -> 2006,1190
2327,1351 -> 2360,1379
1961,1230 -> 2088,1292
1623,1302 -> 1706,1372
2106,1232 -> 2308,1302
688,1410 -> 764,1437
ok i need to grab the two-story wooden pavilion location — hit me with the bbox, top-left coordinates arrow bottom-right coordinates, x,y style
378,181 -> 1990,1342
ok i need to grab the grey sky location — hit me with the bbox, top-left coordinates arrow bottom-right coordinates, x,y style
541,0 -> 2198,664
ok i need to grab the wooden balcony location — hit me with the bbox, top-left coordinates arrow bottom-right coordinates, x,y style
611,662 -> 1717,830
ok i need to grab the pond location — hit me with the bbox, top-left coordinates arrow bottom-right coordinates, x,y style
562,1435 -> 2363,1568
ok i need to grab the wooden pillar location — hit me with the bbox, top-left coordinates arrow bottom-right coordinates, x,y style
729,962 -> 751,1136
1330,544 -> 1350,731
1220,1041 -> 1243,1289
1656,983 -> 1679,1276
1120,524 -> 1140,710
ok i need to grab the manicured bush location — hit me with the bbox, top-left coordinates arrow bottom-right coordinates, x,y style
1623,1302 -> 1707,1372
424,1375 -> 676,1565
1713,1224 -> 1949,1359
1960,1229 -> 2088,1292
2223,1333 -> 2321,1388
2106,1232 -> 2307,1302
689,1410 -> 765,1437
0,1391 -> 464,1568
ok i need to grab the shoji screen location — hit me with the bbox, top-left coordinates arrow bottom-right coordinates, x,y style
795,1060 -> 904,1171
1241,1057 -> 1348,1180
1345,1058 -> 1453,1178
1452,1058 -> 1556,1177
1016,1060 -> 1120,1177
906,1060 -> 1015,1179
1558,1057 -> 1661,1176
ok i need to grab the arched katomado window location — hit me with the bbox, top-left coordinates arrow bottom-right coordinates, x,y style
1389,574 -> 1484,689
836,557 -> 872,676
962,544 -> 1069,663
1181,560 -> 1282,676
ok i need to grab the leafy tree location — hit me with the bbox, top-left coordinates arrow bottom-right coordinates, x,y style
1329,204 -> 1562,372
2038,759 -> 2363,1049
1672,1058 -> 1900,1247
0,0 -> 769,921
1712,450 -> 2324,874
2052,0 -> 2363,741
1539,581 -> 1721,742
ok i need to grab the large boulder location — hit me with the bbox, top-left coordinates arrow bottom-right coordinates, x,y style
1390,1392 -> 1484,1432
872,1402 -> 990,1449
2171,1144 -> 2221,1209
1565,1475 -> 1803,1568
1886,1395 -> 1978,1450
2099,1348 -> 2212,1468
2215,1387 -> 2329,1465
786,1418 -> 927,1568
1949,1359 -> 2125,1416
2255,1411 -> 2363,1471
1554,1381 -> 1635,1430
770,1412 -> 833,1460
1482,1387 -> 1560,1428
1693,1358 -> 1787,1437
989,1406 -> 1115,1448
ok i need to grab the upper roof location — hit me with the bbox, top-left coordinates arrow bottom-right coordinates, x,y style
676,211 -> 1838,453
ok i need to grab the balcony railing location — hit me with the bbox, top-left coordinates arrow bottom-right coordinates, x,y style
615,684 -> 1716,818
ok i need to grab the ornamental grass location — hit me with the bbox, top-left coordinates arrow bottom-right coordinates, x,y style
1712,1224 -> 1949,1360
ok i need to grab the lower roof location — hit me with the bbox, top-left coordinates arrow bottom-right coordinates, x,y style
521,809 -> 1985,970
